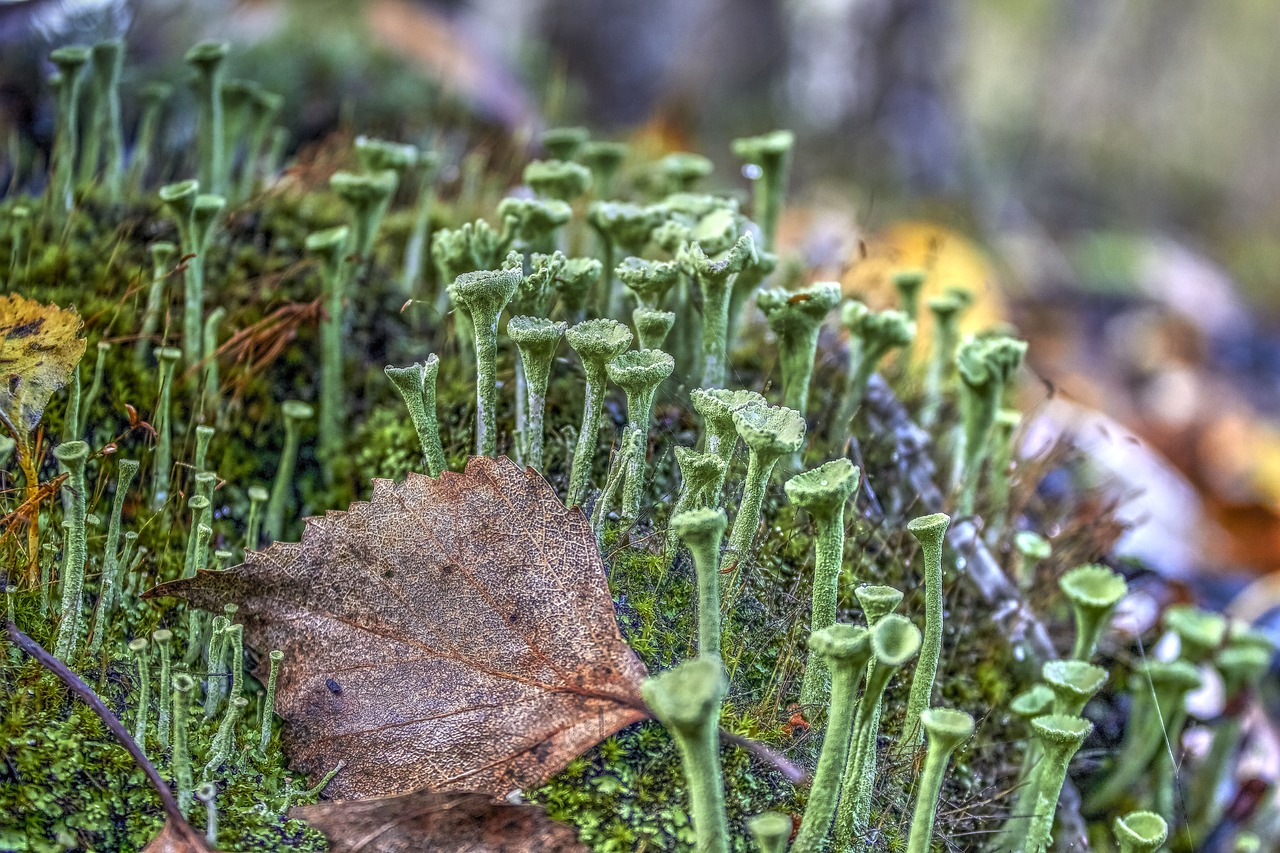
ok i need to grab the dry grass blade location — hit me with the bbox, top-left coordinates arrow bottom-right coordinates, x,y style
149,456 -> 650,799
294,790 -> 587,852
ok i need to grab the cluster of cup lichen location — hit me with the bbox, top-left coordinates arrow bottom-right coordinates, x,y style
1,34 -> 1272,853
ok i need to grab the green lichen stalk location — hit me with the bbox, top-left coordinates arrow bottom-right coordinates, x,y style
264,401 -> 315,543
1023,715 -> 1093,853
606,349 -> 674,521
448,268 -> 523,456
785,459 -> 860,713
87,40 -> 126,202
565,318 -> 634,506
384,357 -> 448,477
259,649 -> 284,754
152,629 -> 173,750
88,457 -> 139,655
1060,564 -> 1127,661
679,233 -> 755,388
53,441 -> 90,661
185,42 -> 230,195
670,508 -> 728,657
837,612 -> 921,840
305,225 -> 352,471
134,242 -> 176,367
919,294 -> 966,429
507,318 -> 567,471
723,404 -> 806,576
641,658 -> 730,853
790,624 -> 872,853
906,708 -> 974,853
48,46 -> 90,220
953,335 -> 1027,516
731,130 -> 793,251
899,511 -> 951,746
128,637 -> 150,749
756,281 -> 841,413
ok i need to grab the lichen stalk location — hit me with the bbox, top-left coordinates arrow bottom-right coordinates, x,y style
153,629 -> 173,750
134,242 -> 176,367
565,318 -> 633,506
88,458 -> 139,655
507,318 -> 567,473
785,459 -> 860,713
259,649 -> 284,753
790,624 -> 872,853
670,509 -> 728,657
128,637 -> 150,749
448,268 -> 523,456
203,695 -> 248,780
641,658 -> 730,853
906,708 -> 974,853
48,47 -> 89,221
185,42 -> 230,195
384,358 -> 448,476
305,225 -> 350,472
53,441 -> 89,661
899,512 -> 951,746
1024,715 -> 1093,853
607,349 -> 675,521
264,401 -> 314,543
172,673 -> 195,813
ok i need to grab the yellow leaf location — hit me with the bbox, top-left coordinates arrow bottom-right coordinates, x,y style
0,293 -> 87,443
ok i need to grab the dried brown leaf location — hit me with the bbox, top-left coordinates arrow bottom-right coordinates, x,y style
0,294 -> 86,443
141,820 -> 215,853
150,456 -> 649,799
294,790 -> 586,852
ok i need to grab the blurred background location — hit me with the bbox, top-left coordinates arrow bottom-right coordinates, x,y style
3,0 -> 1280,605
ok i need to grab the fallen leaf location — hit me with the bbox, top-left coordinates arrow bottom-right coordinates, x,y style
150,456 -> 649,799
0,294 -> 86,443
141,820 -> 215,853
294,790 -> 587,852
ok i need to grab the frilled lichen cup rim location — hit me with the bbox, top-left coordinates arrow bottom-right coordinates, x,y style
731,403 -> 806,454
1059,564 -> 1127,610
808,623 -> 870,662
186,495 -> 210,510
669,506 -> 727,540
247,485 -> 270,501
156,346 -> 183,361
1030,713 -> 1093,744
330,169 -> 399,201
498,195 -> 573,222
617,255 -> 680,285
853,308 -> 916,347
1010,684 -> 1055,718
641,657 -> 727,729
756,281 -> 842,319
507,315 -> 568,344
633,305 -> 676,324
731,129 -> 795,160
1136,658 -> 1202,691
1015,530 -> 1052,558
1112,811 -> 1168,847
305,225 -> 351,253
784,459 -> 859,510
921,707 -> 976,744
1042,659 -> 1109,697
660,151 -> 714,176
606,349 -> 675,388
53,440 -> 90,461
159,179 -> 200,203
193,193 -> 227,213
281,400 -> 315,420
1216,645 -> 1272,682
747,812 -> 793,838
50,45 -> 92,66
184,40 -> 230,65
565,317 -> 633,360
1164,604 -> 1228,651
355,136 -> 419,170
674,446 -> 726,477
448,268 -> 523,313
907,511 -> 951,538
871,614 -> 921,667
855,584 -> 904,620
691,387 -> 767,424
